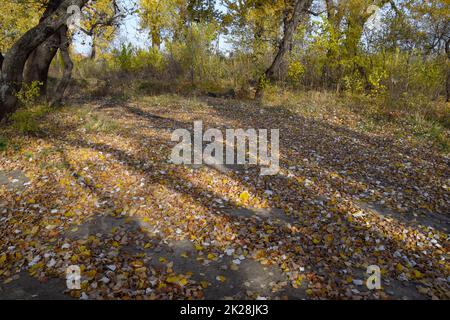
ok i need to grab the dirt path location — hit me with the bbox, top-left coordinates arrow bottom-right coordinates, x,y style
0,95 -> 448,299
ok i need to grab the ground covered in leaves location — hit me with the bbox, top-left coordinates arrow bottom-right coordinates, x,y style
0,94 -> 449,300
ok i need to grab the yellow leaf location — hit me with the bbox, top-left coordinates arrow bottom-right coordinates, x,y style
412,269 -> 423,279
130,260 -> 144,268
239,191 -> 250,202
396,263 -> 404,272
230,264 -> 239,271
158,282 -> 166,289
86,270 -> 97,279
166,275 -> 188,287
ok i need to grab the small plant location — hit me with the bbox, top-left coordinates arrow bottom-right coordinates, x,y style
16,81 -> 43,106
0,136 -> 7,151
287,60 -> 305,85
9,105 -> 51,134
114,43 -> 134,71
84,113 -> 119,133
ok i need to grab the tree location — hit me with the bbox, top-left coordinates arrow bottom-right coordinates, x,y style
0,0 -> 41,54
0,0 -> 89,120
255,0 -> 313,98
139,0 -> 178,49
23,0 -> 64,97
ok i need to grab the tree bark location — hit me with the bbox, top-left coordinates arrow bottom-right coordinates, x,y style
321,0 -> 344,90
50,27 -> 73,107
446,39 -> 450,102
151,29 -> 161,50
23,33 -> 61,96
23,0 -> 63,96
255,0 -> 312,99
90,34 -> 97,60
0,0 -> 88,120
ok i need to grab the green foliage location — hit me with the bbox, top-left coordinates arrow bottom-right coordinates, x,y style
0,1 -> 41,52
83,113 -> 119,133
409,113 -> 449,152
167,22 -> 222,85
9,105 -> 51,134
0,136 -> 7,152
16,81 -> 43,106
133,48 -> 166,72
111,44 -> 166,73
114,44 -> 134,71
287,61 -> 305,85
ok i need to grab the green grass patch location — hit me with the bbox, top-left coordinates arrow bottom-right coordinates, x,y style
0,136 -> 8,151
9,105 -> 52,134
83,113 -> 119,133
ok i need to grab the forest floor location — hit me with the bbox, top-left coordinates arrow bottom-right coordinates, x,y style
0,93 -> 449,299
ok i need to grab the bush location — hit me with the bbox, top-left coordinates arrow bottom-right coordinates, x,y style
9,105 -> 51,134
16,81 -> 43,106
83,113 -> 119,133
0,136 -> 7,151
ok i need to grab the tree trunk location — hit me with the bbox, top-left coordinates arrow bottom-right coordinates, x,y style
23,0 -> 63,97
0,0 -> 88,120
23,33 -> 61,96
50,27 -> 73,107
151,29 -> 161,50
446,39 -> 450,102
342,1 -> 390,89
255,0 -> 311,99
321,0 -> 344,90
90,34 -> 97,60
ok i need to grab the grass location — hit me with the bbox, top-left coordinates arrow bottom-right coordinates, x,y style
1,83 -> 448,155
83,112 -> 120,133
9,104 -> 53,134
0,135 -> 7,152
261,87 -> 450,155
408,113 -> 450,152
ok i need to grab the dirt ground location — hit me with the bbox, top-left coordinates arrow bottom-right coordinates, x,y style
0,94 -> 448,299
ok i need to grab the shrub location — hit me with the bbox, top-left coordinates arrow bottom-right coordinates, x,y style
16,81 -> 43,106
9,105 -> 51,134
0,136 -> 7,151
83,113 -> 119,133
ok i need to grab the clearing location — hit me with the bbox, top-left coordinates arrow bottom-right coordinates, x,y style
0,94 -> 449,299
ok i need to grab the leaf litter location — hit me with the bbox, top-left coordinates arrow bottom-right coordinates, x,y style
0,95 -> 448,299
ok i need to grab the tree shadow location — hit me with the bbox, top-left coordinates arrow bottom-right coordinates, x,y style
3,94 -> 447,299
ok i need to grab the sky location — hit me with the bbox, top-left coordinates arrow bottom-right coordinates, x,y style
73,0 -> 231,55
73,0 -> 149,55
